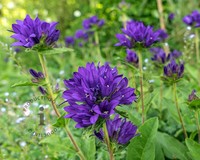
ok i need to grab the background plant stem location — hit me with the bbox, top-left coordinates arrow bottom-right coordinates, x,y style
195,29 -> 200,86
173,83 -> 188,138
94,31 -> 102,61
103,123 -> 115,160
38,53 -> 86,160
195,110 -> 200,143
138,52 -> 145,123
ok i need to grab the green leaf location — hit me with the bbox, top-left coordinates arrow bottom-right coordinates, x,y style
157,132 -> 190,160
40,48 -> 73,56
186,138 -> 200,160
52,112 -> 69,128
127,117 -> 158,160
11,81 -> 38,88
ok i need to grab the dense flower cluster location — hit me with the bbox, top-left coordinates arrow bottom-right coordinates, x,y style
150,48 -> 167,64
115,20 -> 167,48
167,50 -> 182,60
126,49 -> 139,67
65,15 -> 104,47
63,62 -> 136,128
11,15 -> 60,48
183,10 -> 200,27
163,60 -> 184,79
82,16 -> 105,30
94,114 -> 138,145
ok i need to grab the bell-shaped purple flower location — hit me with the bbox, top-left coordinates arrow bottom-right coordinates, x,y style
11,15 -> 60,48
82,16 -> 105,30
126,49 -> 139,66
115,21 -> 164,48
183,10 -> 200,27
62,62 -> 137,128
38,86 -> 47,95
163,60 -> 184,79
167,50 -> 182,60
150,47 -> 167,64
29,69 -> 44,79
94,114 -> 138,145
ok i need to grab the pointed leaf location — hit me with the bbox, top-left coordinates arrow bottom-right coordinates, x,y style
186,138 -> 200,160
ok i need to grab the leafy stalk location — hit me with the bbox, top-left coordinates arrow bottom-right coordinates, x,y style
103,123 -> 115,160
195,110 -> 200,143
172,83 -> 188,138
37,53 -> 86,160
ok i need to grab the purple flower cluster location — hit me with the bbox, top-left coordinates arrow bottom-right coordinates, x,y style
183,10 -> 200,27
65,15 -> 104,47
126,49 -> 139,67
150,47 -> 182,64
94,114 -> 137,145
62,62 -> 136,128
163,60 -> 184,79
11,15 -> 60,48
115,21 -> 167,48
82,16 -> 105,30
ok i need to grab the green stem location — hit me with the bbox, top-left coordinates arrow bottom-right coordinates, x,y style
94,31 -> 101,61
159,79 -> 163,114
138,52 -> 145,123
103,123 -> 115,160
37,53 -> 86,160
173,83 -> 188,138
195,29 -> 200,85
195,110 -> 200,143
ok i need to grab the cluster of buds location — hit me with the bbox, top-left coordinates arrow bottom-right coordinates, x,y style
126,49 -> 139,67
187,90 -> 200,110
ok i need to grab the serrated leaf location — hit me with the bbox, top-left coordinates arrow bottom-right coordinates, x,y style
157,132 -> 190,160
11,81 -> 38,88
40,48 -> 73,56
127,117 -> 158,160
53,112 -> 69,128
186,138 -> 200,160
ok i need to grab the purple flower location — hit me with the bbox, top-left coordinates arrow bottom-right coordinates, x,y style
188,90 -> 198,101
82,16 -> 105,30
29,69 -> 44,79
115,21 -> 164,48
94,114 -> 138,145
62,62 -> 136,128
167,50 -> 182,60
168,13 -> 175,22
126,49 -> 139,66
183,10 -> 200,27
38,86 -> 47,95
11,15 -> 60,48
150,47 -> 167,64
75,29 -> 88,40
156,29 -> 168,41
163,60 -> 184,79
65,36 -> 75,47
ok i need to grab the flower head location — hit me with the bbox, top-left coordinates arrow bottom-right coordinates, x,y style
163,60 -> 184,79
82,16 -> 105,30
115,21 -> 165,48
150,47 -> 167,64
183,10 -> 200,27
94,114 -> 138,145
126,49 -> 139,66
63,62 -> 136,128
11,15 -> 60,48
65,36 -> 75,47
167,50 -> 182,60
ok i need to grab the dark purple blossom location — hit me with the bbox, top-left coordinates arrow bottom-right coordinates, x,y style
168,13 -> 175,22
65,36 -> 75,47
126,49 -> 139,66
82,16 -> 105,30
94,114 -> 138,145
11,15 -> 60,48
29,69 -> 44,79
150,47 -> 167,64
38,86 -> 47,95
157,29 -> 168,41
62,62 -> 136,128
167,50 -> 182,60
163,60 -> 184,79
115,21 -> 164,48
183,10 -> 200,27
188,90 -> 198,101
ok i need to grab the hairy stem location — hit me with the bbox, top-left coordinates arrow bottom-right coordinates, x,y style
195,111 -> 200,143
159,79 -> 163,115
195,29 -> 200,86
103,123 -> 115,160
138,53 -> 145,123
38,53 -> 86,160
173,83 -> 188,138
